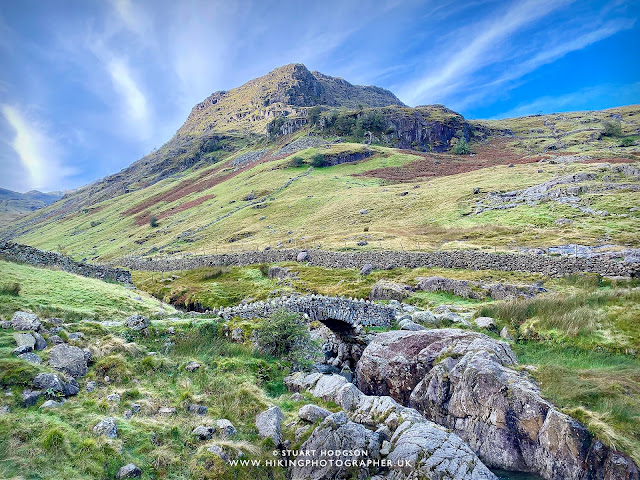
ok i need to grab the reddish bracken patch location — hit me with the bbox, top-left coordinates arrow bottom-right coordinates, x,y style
355,140 -> 545,182
135,194 -> 215,226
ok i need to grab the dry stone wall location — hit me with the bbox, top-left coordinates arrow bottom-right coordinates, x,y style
118,248 -> 639,277
0,242 -> 133,285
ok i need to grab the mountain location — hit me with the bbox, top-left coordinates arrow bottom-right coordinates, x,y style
0,188 -> 64,227
1,64 -> 638,260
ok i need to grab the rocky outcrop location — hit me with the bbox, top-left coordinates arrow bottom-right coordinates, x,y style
255,406 -> 284,446
1,242 -> 132,285
11,312 -> 41,331
118,247 -> 640,278
356,329 -> 639,480
286,372 -> 496,480
124,314 -> 149,331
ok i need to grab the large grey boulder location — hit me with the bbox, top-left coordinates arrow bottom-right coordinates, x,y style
356,328 -> 640,480
255,406 -> 284,446
360,263 -> 374,276
11,312 -> 41,331
124,314 -> 149,331
93,417 -> 117,438
48,344 -> 89,377
13,332 -> 36,349
18,352 -> 42,364
296,251 -> 309,262
116,463 -> 141,479
32,332 -> 47,350
368,280 -> 410,301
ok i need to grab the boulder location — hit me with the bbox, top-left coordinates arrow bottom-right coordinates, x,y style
268,266 -> 289,279
40,399 -> 64,409
13,332 -> 36,349
18,352 -> 42,364
11,311 -> 41,331
207,445 -> 229,463
411,310 -> 438,325
360,263 -> 374,276
474,316 -> 496,329
369,280 -> 410,301
296,251 -> 309,262
298,404 -> 331,423
124,314 -> 149,331
116,463 -> 142,479
48,344 -> 89,377
32,332 -> 47,350
67,332 -> 85,341
106,393 -> 121,403
93,417 -> 117,438
216,419 -> 237,438
185,361 -> 201,372
33,373 -> 80,396
398,318 -> 427,331
187,403 -> 208,415
21,389 -> 42,407
13,345 -> 33,355
255,406 -> 284,446
192,425 -> 215,441
48,335 -> 64,345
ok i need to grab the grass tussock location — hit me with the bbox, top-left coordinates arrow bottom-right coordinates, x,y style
0,282 -> 21,296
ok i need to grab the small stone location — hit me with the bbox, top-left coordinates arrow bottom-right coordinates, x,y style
32,332 -> 47,350
500,326 -> 513,340
158,407 -> 176,416
124,314 -> 149,331
131,403 -> 141,413
290,393 -> 304,402
359,209 -> 369,215
185,361 -> 201,372
68,332 -> 85,341
187,403 -> 208,415
124,409 -> 132,419
192,425 -> 215,440
360,263 -> 374,276
40,399 -> 64,409
216,419 -> 237,437
93,417 -> 118,438
207,444 -> 229,463
380,440 -> 391,456
115,463 -> 142,479
0,405 -> 10,414
106,393 -> 121,403
85,381 -> 97,392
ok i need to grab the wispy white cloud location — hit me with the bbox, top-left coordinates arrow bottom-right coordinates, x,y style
106,58 -> 150,130
1,105 -> 75,191
398,0 -> 573,105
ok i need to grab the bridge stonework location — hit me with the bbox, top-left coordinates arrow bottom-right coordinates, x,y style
212,294 -> 395,328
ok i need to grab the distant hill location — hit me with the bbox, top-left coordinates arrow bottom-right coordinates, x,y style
1,63 -> 638,259
0,188 -> 63,227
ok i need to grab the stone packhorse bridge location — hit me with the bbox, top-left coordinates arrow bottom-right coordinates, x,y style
212,294 -> 395,328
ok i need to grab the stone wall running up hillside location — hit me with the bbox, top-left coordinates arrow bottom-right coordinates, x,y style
117,248 -> 639,277
0,242 -> 133,285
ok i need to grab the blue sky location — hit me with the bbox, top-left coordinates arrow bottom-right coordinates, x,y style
0,0 -> 638,193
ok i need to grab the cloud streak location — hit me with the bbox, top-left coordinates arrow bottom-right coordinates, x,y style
1,105 -> 75,191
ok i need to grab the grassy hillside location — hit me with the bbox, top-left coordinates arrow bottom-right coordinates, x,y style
9,137 -> 640,262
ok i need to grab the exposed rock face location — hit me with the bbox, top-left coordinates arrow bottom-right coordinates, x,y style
369,280 -> 411,301
285,371 -> 496,480
356,329 -> 640,480
267,265 -> 290,279
298,404 -> 331,423
255,406 -> 284,446
48,344 -> 89,377
11,312 -> 41,331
